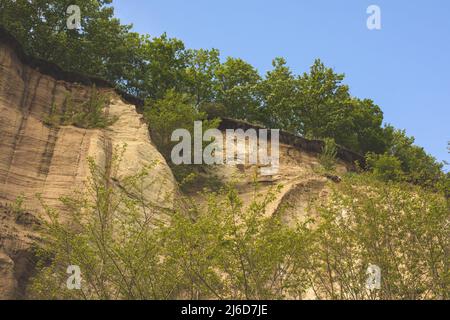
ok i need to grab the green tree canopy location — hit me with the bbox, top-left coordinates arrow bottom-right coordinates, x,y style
1,0 -> 446,190
215,57 -> 261,121
259,57 -> 300,132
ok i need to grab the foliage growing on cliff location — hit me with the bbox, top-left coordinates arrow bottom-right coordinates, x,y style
144,90 -> 221,189
365,129 -> 448,194
29,153 -> 450,300
318,138 -> 338,172
366,152 -> 404,182
31,146 -> 178,299
30,150 -> 311,299
309,174 -> 449,299
43,86 -> 117,129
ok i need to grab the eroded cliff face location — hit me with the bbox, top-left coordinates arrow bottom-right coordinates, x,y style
0,29 -> 363,300
195,119 -> 362,226
193,138 -> 348,226
0,38 -> 176,299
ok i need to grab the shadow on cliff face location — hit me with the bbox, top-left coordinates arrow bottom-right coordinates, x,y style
0,204 -> 40,299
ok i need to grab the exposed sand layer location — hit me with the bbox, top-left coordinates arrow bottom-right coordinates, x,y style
0,40 -> 176,298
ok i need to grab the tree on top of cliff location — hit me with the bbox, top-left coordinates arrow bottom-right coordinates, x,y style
1,0 -> 446,191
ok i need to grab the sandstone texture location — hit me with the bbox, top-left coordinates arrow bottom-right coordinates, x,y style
0,29 -> 362,299
0,37 -> 175,299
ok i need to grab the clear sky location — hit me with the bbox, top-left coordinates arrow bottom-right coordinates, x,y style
113,0 -> 449,165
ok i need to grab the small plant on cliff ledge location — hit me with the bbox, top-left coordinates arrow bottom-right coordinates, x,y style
318,138 -> 337,172
44,86 -> 117,129
12,194 -> 26,215
69,86 -> 118,129
144,89 -> 221,190
43,103 -> 61,128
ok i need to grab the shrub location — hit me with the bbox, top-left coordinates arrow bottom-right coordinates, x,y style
43,86 -> 116,129
29,156 -> 449,300
366,152 -> 404,182
43,103 -> 61,127
308,174 -> 449,299
12,194 -> 26,214
29,151 -> 312,299
144,90 -> 221,188
30,146 -> 178,299
162,184 -> 313,299
318,138 -> 337,172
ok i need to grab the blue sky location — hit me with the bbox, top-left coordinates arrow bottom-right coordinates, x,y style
113,0 -> 449,165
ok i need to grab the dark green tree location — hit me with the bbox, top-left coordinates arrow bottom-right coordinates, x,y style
0,0 -> 142,86
386,129 -> 444,188
215,57 -> 261,121
185,48 -> 220,106
259,57 -> 300,132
